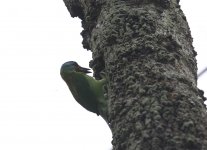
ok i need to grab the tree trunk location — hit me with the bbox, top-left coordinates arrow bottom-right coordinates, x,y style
63,0 -> 207,149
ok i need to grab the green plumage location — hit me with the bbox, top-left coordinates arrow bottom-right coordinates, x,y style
60,61 -> 107,119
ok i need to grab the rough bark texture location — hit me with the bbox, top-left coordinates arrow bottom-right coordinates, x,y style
63,0 -> 207,149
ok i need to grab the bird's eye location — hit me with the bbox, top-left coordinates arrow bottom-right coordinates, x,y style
74,63 -> 78,67
75,66 -> 80,72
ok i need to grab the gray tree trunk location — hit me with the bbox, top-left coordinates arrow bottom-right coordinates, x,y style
62,0 -> 207,149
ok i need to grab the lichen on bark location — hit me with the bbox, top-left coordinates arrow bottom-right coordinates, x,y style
63,0 -> 207,149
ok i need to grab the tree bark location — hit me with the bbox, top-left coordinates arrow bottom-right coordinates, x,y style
63,0 -> 207,149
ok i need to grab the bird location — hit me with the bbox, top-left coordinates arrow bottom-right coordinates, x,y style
60,61 -> 108,121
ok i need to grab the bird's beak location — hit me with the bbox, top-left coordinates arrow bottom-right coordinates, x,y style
77,66 -> 91,74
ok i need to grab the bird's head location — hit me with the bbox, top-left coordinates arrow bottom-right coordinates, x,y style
60,61 -> 91,77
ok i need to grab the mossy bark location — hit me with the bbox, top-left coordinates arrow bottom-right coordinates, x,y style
63,0 -> 207,149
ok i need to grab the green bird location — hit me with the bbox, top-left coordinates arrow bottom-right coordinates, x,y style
60,61 -> 108,121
